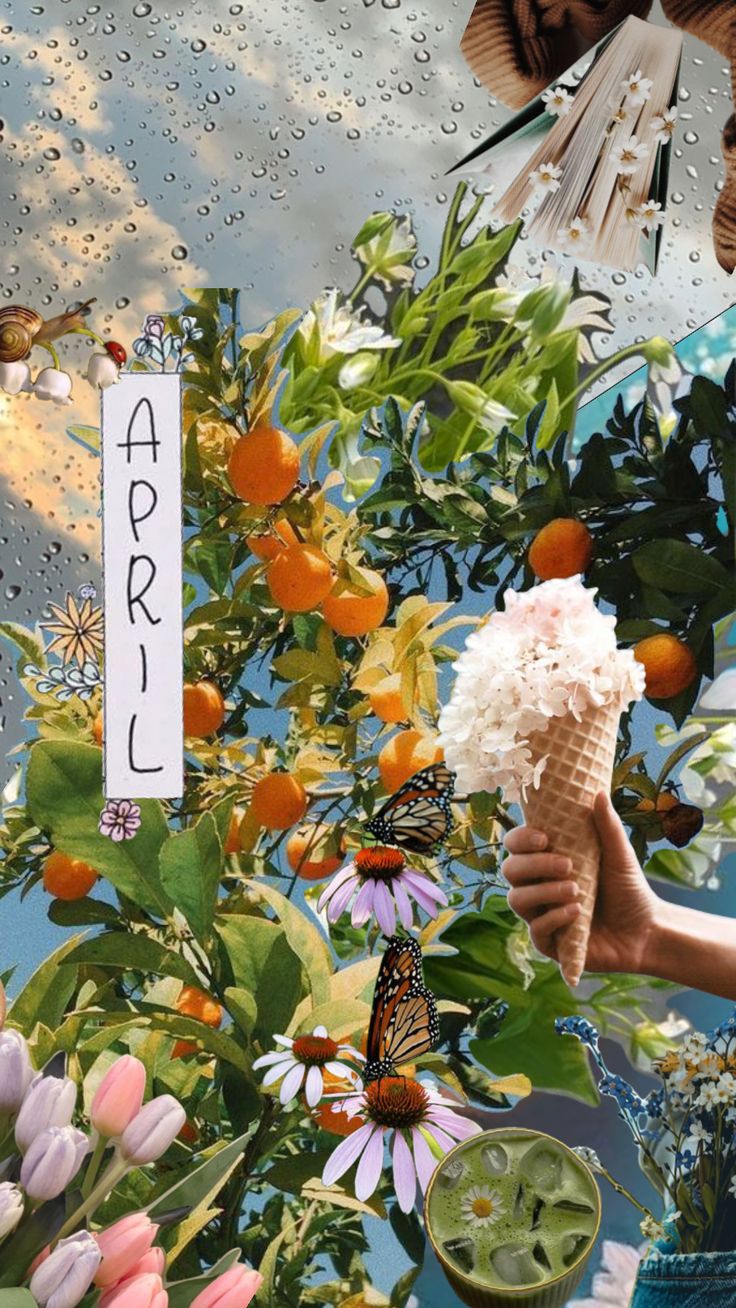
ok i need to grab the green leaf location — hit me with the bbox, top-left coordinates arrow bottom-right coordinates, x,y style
149,1132 -> 252,1219
48,898 -> 121,928
63,933 -> 203,987
66,423 -> 101,455
632,540 -> 732,595
262,1149 -> 334,1195
0,622 -> 46,667
535,381 -> 560,452
244,879 -> 332,1008
688,375 -> 729,438
0,1291 -> 42,1306
159,812 -> 223,942
26,741 -> 172,917
8,934 -> 83,1032
217,915 -> 305,1042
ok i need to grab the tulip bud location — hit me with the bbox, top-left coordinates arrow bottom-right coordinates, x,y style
87,353 -> 120,389
94,1212 -> 159,1287
151,1292 -> 168,1308
30,1230 -> 101,1308
0,360 -> 32,395
0,1181 -> 24,1239
91,1055 -> 146,1139
190,1265 -> 264,1308
15,1073 -> 77,1152
119,1095 -> 186,1165
0,1028 -> 34,1113
99,1272 -> 164,1308
20,1124 -> 88,1201
33,367 -> 73,405
115,1248 -> 166,1279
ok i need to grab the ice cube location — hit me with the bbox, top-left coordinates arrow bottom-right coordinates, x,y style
490,1243 -> 543,1287
561,1232 -> 590,1268
481,1142 -> 509,1178
443,1237 -> 475,1274
438,1157 -> 466,1191
520,1141 -> 564,1195
554,1199 -> 595,1214
513,1181 -> 526,1219
530,1196 -> 545,1230
532,1241 -> 551,1271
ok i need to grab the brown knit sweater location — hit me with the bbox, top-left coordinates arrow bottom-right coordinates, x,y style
460,0 -> 736,272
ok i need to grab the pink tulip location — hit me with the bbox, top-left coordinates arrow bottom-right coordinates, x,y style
190,1265 -> 264,1308
119,1095 -> 185,1165
94,1213 -> 159,1287
99,1272 -> 163,1308
115,1249 -> 166,1279
91,1056 -> 146,1138
151,1292 -> 168,1308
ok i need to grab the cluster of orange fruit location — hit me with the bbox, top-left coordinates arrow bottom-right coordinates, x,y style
230,422 -> 389,634
529,517 -> 698,702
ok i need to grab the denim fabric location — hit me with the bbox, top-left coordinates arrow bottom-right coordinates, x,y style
631,1252 -> 736,1307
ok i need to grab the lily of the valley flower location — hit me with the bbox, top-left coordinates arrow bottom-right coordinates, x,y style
353,213 -> 417,290
87,353 -> 121,389
253,1024 -> 363,1107
322,1077 -> 479,1213
0,360 -> 31,394
318,847 -> 448,936
297,288 -> 400,366
34,367 -> 73,405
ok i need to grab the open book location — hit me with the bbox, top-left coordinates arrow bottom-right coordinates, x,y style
452,17 -> 683,273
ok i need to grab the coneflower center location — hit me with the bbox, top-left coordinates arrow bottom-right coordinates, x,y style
355,846 -> 405,883
364,1077 -> 428,1128
292,1034 -> 339,1067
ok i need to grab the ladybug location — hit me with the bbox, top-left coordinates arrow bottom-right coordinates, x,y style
105,340 -> 127,366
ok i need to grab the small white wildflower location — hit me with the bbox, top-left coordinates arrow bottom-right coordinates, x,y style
542,85 -> 574,117
622,68 -> 653,107
611,137 -> 649,176
529,162 -> 563,193
651,106 -> 678,145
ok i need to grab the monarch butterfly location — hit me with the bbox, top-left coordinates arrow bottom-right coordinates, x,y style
364,934 -> 439,1083
364,763 -> 456,853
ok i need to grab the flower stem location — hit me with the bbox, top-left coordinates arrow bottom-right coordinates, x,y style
81,1132 -> 108,1200
55,1154 -> 128,1242
36,340 -> 61,370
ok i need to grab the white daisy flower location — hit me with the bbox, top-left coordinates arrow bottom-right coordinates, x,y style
529,162 -> 563,193
611,137 -> 648,176
633,199 -> 664,233
696,1082 -> 720,1110
542,85 -> 574,117
621,68 -> 653,107
252,1025 -> 363,1107
651,107 -> 678,145
460,1184 -> 506,1227
557,217 -> 590,248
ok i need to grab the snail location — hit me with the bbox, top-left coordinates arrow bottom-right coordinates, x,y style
0,297 -> 97,363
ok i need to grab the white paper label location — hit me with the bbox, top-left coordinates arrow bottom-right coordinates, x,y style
101,372 -> 183,798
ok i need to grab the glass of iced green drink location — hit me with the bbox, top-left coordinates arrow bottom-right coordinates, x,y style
424,1128 -> 601,1308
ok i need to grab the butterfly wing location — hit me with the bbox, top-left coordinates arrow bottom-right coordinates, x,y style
365,763 -> 455,853
364,935 -> 440,1081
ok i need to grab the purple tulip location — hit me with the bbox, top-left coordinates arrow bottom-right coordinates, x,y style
30,1230 -> 101,1308
0,1181 -> 23,1238
15,1073 -> 77,1152
119,1095 -> 186,1165
20,1124 -> 88,1201
0,1028 -> 33,1113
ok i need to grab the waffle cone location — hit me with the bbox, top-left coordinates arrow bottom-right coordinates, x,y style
521,701 -> 621,988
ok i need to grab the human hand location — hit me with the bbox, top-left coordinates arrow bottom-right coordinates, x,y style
503,791 -> 660,976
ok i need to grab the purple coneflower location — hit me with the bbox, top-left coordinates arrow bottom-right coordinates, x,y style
98,799 -> 141,842
252,1025 -> 363,1107
317,847 -> 448,936
322,1077 -> 479,1212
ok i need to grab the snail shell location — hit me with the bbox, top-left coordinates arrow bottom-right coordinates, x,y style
0,305 -> 44,363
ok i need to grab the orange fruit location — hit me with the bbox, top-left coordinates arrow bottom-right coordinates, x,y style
528,518 -> 594,581
175,985 -> 223,1028
313,1100 -> 365,1137
634,634 -> 697,700
246,518 -> 298,561
321,567 -> 389,637
178,1120 -> 199,1144
228,425 -> 300,506
378,729 -> 444,793
251,772 -> 308,830
656,791 -> 680,812
91,711 -> 103,746
286,824 -> 345,880
267,544 -> 334,613
183,681 -> 226,737
42,851 -> 98,901
224,810 -> 243,855
369,674 -> 406,724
